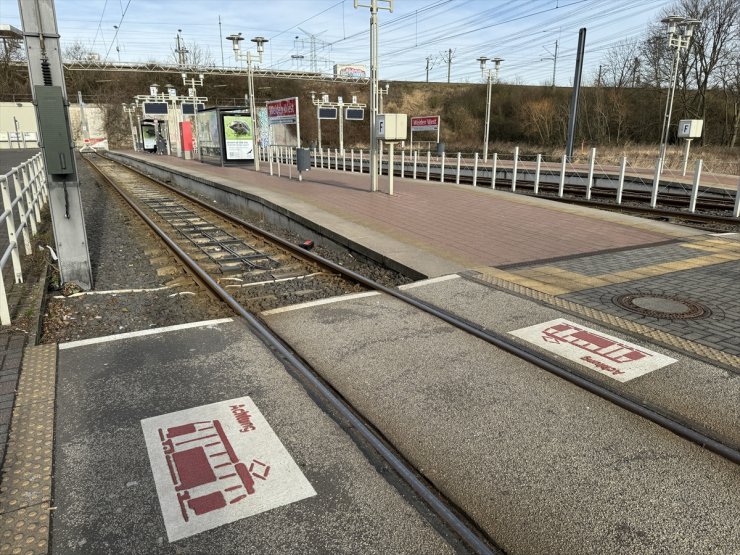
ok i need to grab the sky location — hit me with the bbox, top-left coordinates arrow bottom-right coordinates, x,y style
0,0 -> 676,86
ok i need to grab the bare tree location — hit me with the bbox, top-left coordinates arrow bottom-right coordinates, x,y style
600,39 -> 642,88
0,34 -> 29,100
667,0 -> 740,126
639,26 -> 673,88
169,40 -> 216,69
63,40 -> 101,62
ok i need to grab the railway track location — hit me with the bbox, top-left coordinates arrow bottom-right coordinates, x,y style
85,154 -> 371,314
83,153 -> 740,553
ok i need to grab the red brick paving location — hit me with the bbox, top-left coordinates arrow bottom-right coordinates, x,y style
123,152 -> 692,268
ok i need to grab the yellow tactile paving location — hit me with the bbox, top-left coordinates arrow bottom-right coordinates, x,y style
494,237 -> 740,296
0,344 -> 56,555
473,267 -> 740,370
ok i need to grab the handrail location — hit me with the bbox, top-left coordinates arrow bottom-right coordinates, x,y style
0,152 -> 48,325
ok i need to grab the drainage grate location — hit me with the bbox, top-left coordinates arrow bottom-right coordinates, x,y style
613,293 -> 712,320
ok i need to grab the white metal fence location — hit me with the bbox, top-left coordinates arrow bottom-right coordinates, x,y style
0,153 -> 48,325
261,146 -> 740,219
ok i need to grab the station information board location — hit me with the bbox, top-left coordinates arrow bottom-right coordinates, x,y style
182,103 -> 206,115
345,108 -> 365,121
143,102 -> 168,116
318,107 -> 338,120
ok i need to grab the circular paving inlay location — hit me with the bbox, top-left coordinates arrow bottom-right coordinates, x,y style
613,293 -> 711,320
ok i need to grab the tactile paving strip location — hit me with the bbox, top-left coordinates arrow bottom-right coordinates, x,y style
471,268 -> 740,371
0,344 -> 56,555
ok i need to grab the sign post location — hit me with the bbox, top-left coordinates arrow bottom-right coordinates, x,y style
266,97 -> 301,148
677,119 -> 703,176
410,115 -> 440,151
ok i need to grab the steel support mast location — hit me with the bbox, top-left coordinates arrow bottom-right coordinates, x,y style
18,0 -> 92,288
355,0 -> 392,192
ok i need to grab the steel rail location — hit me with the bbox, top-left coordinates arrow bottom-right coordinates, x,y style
104,152 -> 740,466
84,153 -> 502,554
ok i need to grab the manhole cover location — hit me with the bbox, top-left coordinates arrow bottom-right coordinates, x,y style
613,293 -> 711,320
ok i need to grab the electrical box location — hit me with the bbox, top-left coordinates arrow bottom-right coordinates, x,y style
677,119 -> 703,139
377,114 -> 408,141
34,86 -> 75,175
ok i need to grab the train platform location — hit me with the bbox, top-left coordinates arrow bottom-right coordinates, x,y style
3,150 -> 739,553
111,150 -> 738,368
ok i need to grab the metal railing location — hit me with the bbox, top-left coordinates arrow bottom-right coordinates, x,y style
277,144 -> 740,217
0,153 -> 48,325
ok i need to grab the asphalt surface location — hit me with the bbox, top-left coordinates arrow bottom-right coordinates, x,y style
262,279 -> 740,554
402,275 -> 740,450
53,318 -> 461,554
0,148 -> 39,175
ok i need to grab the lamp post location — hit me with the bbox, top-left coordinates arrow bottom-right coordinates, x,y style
309,91 -> 328,150
165,84 -> 182,157
378,83 -> 389,113
310,92 -> 365,153
135,85 -> 207,158
226,33 -> 268,171
181,73 -> 204,159
122,102 -> 138,151
658,15 -> 700,174
291,54 -> 305,69
112,25 -> 121,63
478,56 -> 502,163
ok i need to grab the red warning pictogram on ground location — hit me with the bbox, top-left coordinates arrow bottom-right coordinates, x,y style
142,397 -> 316,542
159,420 -> 270,522
510,318 -> 676,382
541,322 -> 650,364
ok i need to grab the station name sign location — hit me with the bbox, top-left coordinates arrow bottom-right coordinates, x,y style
411,116 -> 439,132
266,97 -> 298,125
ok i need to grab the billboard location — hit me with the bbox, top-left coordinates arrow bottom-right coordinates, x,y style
411,116 -> 440,132
223,115 -> 254,161
333,64 -> 367,79
266,97 -> 298,125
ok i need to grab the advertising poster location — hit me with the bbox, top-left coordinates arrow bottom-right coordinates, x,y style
142,125 -> 156,151
198,110 -> 220,150
222,115 -> 254,161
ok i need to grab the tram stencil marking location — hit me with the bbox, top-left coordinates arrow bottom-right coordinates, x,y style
510,319 -> 676,382
142,397 -> 316,542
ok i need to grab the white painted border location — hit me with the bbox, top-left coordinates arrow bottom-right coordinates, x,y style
398,274 -> 459,290
59,318 -> 234,350
261,291 -> 380,315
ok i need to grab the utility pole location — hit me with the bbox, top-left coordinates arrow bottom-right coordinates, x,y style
176,29 -> 188,66
541,40 -> 558,87
632,57 -> 640,87
440,48 -> 455,83
218,16 -> 224,67
425,55 -> 433,83
18,0 -> 93,288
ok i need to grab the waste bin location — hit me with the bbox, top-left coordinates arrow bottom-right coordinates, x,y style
436,142 -> 445,155
296,148 -> 311,172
